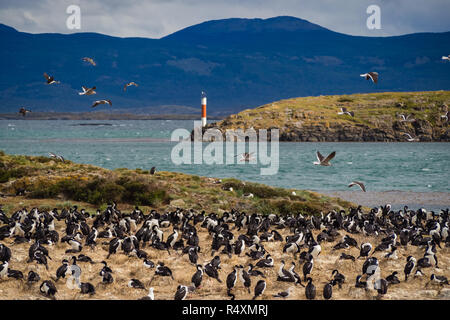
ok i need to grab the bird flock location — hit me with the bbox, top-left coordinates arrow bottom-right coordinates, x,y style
0,201 -> 448,300
19,56 -> 140,116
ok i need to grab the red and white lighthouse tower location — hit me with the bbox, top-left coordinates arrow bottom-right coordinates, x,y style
201,91 -> 207,127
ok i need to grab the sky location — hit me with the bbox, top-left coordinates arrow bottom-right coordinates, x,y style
0,0 -> 449,38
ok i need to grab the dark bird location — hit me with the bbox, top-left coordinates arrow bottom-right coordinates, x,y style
313,151 -> 336,166
27,271 -> 40,284
360,72 -> 379,83
348,181 -> 366,192
252,280 -> 266,300
323,281 -> 333,300
386,271 -> 400,285
19,107 -> 31,116
273,286 -> 293,298
305,277 -> 316,300
91,100 -> 112,108
43,72 -> 60,84
404,256 -> 416,281
124,82 -> 138,91
128,278 -> 146,290
40,280 -> 57,299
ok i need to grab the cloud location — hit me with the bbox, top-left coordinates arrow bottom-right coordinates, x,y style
0,0 -> 449,38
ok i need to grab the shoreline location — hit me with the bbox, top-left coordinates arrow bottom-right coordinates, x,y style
320,190 -> 450,211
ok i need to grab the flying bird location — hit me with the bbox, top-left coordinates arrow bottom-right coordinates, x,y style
82,57 -> 96,66
403,133 -> 419,142
235,152 -> 255,162
337,107 -> 354,117
348,181 -> 366,192
43,72 -> 60,85
19,107 -> 31,117
313,151 -> 336,166
442,55 -> 450,61
79,86 -> 96,96
123,82 -> 138,91
91,100 -> 112,108
360,72 -> 378,84
48,153 -> 65,162
399,114 -> 415,122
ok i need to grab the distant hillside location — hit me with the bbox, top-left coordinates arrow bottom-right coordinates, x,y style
0,16 -> 450,114
205,91 -> 450,142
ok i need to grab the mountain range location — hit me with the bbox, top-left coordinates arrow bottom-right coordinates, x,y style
1,16 -> 449,115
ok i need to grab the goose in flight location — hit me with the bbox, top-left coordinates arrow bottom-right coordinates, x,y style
442,55 -> 450,61
235,152 -> 255,162
337,107 -> 354,117
399,114 -> 415,122
82,57 -> 96,66
123,82 -> 138,91
91,100 -> 112,108
403,133 -> 419,142
79,86 -> 96,96
360,72 -> 378,84
19,107 -> 31,116
313,151 -> 336,166
48,152 -> 65,162
348,181 -> 366,192
43,72 -> 60,85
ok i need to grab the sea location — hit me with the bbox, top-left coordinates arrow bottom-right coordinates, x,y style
1,120 -> 449,210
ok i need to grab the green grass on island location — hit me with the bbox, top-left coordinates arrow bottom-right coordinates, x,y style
0,151 -> 354,216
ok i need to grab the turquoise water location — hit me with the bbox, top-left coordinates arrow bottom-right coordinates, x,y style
0,120 -> 449,193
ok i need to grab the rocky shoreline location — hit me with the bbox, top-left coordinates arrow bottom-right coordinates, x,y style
195,91 -> 450,142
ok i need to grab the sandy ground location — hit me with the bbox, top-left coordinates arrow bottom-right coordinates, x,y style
320,191 -> 450,212
0,210 -> 449,300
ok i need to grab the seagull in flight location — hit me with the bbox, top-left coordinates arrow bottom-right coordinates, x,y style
82,57 -> 96,66
403,133 -> 419,142
48,152 -> 65,162
91,100 -> 112,108
124,82 -> 139,91
313,151 -> 336,166
442,55 -> 450,61
235,152 -> 255,162
337,107 -> 354,117
19,107 -> 31,117
348,181 -> 366,192
79,86 -> 96,96
399,114 -> 415,122
360,72 -> 378,84
43,72 -> 60,85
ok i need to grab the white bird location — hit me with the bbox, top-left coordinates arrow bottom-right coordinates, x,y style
43,72 -> 60,85
79,86 -> 96,96
140,287 -> 154,300
403,133 -> 419,142
348,181 -> 366,192
360,72 -> 378,84
123,82 -> 138,91
313,151 -> 336,166
48,152 -> 65,162
442,55 -> 450,61
337,107 -> 354,117
399,114 -> 415,122
91,100 -> 112,108
82,57 -> 96,66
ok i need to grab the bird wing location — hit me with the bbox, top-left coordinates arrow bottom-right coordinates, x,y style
91,101 -> 100,108
43,73 -> 50,80
323,151 -> 336,163
81,86 -> 87,92
369,72 -> 378,83
341,107 -> 347,112
48,152 -> 56,158
106,100 -> 112,106
348,181 -> 366,192
123,84 -> 128,91
403,133 -> 413,139
316,151 -> 324,162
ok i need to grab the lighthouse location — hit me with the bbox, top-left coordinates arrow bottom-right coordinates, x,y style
201,91 -> 207,127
